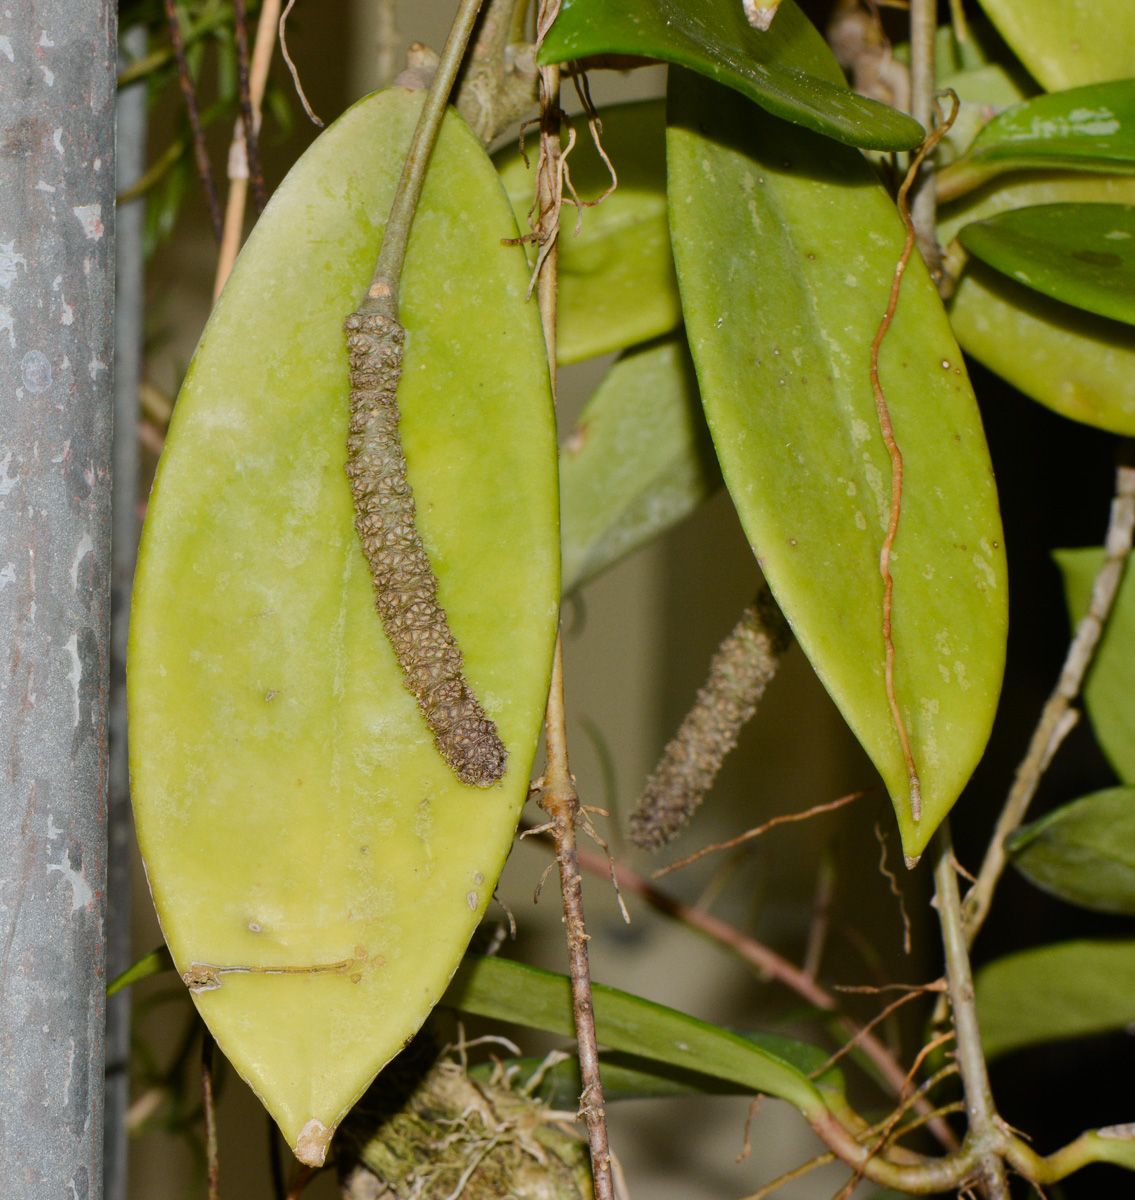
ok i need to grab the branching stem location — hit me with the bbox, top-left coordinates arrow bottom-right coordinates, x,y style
932,821 -> 1009,1198
963,458 -> 1135,943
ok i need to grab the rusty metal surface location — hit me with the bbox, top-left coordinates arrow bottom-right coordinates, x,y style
0,2 -> 116,1196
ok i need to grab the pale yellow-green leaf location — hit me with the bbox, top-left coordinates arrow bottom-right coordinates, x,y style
974,0 -> 1135,90
128,90 -> 558,1161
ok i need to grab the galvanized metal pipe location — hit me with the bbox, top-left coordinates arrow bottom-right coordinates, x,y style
105,23 -> 148,1200
0,3 -> 117,1197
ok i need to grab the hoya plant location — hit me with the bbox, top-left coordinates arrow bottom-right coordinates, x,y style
113,0 -> 1135,1196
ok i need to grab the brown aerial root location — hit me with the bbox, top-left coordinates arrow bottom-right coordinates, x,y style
343,311 -> 506,788
868,89 -> 959,824
629,587 -> 792,851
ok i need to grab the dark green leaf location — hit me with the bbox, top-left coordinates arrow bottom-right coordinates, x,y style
539,0 -> 923,152
976,940 -> 1135,1059
1008,787 -> 1135,914
940,81 -> 1135,199
560,334 -> 721,594
473,1030 -> 845,1108
959,203 -> 1135,326
972,0 -> 1135,91
1055,547 -> 1135,781
495,100 -> 680,364
443,954 -> 829,1117
667,68 -> 1007,860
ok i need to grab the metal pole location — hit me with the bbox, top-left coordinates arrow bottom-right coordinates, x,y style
106,23 -> 147,1200
0,3 -> 117,1198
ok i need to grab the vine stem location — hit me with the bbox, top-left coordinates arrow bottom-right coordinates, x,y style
932,822 -> 1009,1198
962,458 -> 1135,943
361,0 -> 487,318
214,0 -> 281,301
532,25 -> 615,1195
908,0 -> 940,278
564,840 -> 959,1153
202,1030 -> 221,1200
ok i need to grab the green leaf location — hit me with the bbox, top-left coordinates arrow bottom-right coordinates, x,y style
939,69 -> 1135,434
539,0 -> 923,153
973,0 -> 1135,91
667,68 -> 1007,861
495,99 -> 681,365
443,954 -> 830,1117
1054,546 -> 1135,781
976,940 -> 1135,1059
1008,786 -> 1135,914
128,90 -> 559,1161
958,203 -> 1135,326
940,81 -> 1135,198
560,333 -> 721,593
474,1029 -> 846,1108
107,946 -> 175,997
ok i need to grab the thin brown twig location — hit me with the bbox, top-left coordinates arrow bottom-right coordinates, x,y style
833,979 -> 946,994
279,0 -> 324,127
162,0 -> 223,240
963,457 -> 1135,944
738,1150 -> 837,1200
214,0 -> 281,300
868,93 -> 959,827
654,791 -> 862,878
810,987 -> 931,1078
534,16 -> 614,1193
285,1163 -> 315,1198
268,1112 -> 286,1200
874,821 -> 912,954
202,1030 -> 220,1200
232,0 -> 267,213
802,852 -> 835,982
563,840 -> 959,1152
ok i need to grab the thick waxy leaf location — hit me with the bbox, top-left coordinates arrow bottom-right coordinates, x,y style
959,203 -> 1135,325
539,0 -> 923,152
129,90 -> 559,1162
976,940 -> 1135,1059
443,954 -> 830,1117
973,0 -> 1135,91
495,100 -> 680,365
1008,787 -> 1135,914
560,334 -> 720,593
939,71 -> 1135,433
1055,546 -> 1135,781
667,69 -> 1007,860
477,1028 -> 846,1107
940,81 -> 1135,199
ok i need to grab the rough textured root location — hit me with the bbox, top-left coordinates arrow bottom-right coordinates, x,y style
629,587 -> 791,850
344,310 -> 506,787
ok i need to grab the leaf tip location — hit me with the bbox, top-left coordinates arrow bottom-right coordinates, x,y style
293,1117 -> 332,1166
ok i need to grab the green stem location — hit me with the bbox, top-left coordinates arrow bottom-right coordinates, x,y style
361,0 -> 486,318
908,0 -> 941,278
932,821 -> 1009,1199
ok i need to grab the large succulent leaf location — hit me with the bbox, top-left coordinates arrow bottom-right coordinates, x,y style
973,0 -> 1135,91
560,333 -> 721,594
476,1027 -> 846,1108
444,954 -> 831,1117
667,67 -> 1007,861
976,940 -> 1135,1059
1055,546 -> 1135,781
940,81 -> 1135,198
940,70 -> 1135,434
1008,787 -> 1135,914
129,90 -> 559,1161
958,203 -> 1135,325
495,100 -> 680,365
539,0 -> 923,152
